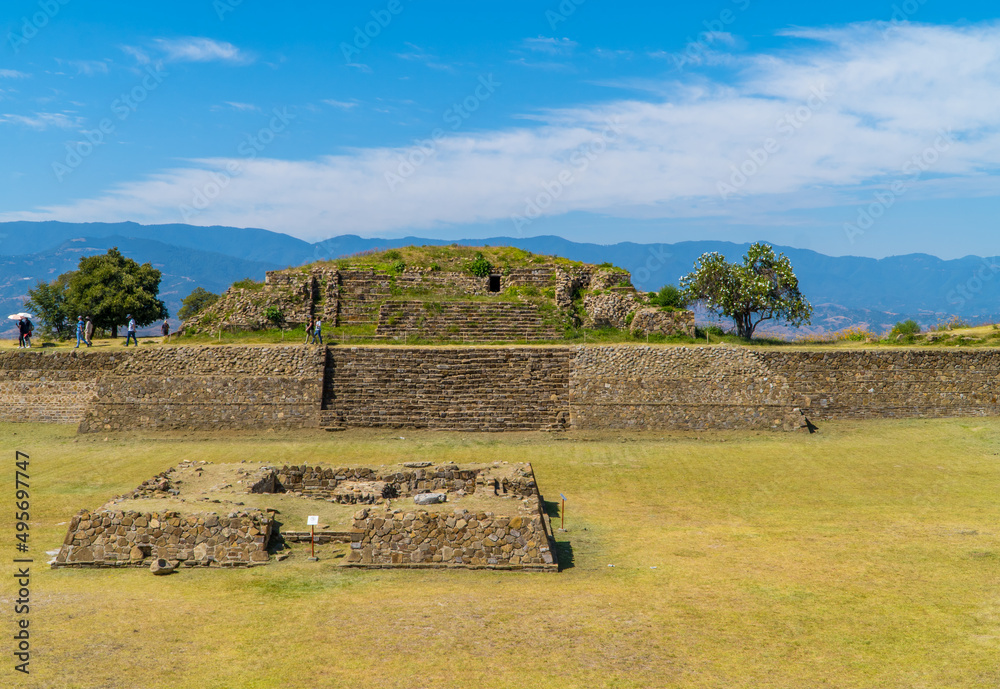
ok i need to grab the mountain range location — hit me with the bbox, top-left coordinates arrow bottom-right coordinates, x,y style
3,221 -> 998,338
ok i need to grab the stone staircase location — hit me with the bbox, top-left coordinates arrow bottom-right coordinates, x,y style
374,300 -> 563,342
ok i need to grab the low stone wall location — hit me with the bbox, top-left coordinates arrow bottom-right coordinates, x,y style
345,503 -> 557,570
53,509 -> 272,568
323,346 -> 572,431
630,309 -> 695,338
277,463 -> 537,501
584,292 -> 642,329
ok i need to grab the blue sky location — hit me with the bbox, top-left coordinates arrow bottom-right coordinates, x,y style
1,0 -> 999,259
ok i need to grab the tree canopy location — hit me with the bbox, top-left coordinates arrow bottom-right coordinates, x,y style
178,287 -> 220,321
680,242 -> 812,339
25,247 -> 168,338
24,273 -> 72,339
648,284 -> 687,311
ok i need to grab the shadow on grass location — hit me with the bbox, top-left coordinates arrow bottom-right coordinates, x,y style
554,540 -> 574,571
543,500 -> 575,570
268,517 -> 288,554
543,499 -> 561,520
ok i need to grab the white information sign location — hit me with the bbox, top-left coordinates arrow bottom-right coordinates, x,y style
307,515 -> 319,526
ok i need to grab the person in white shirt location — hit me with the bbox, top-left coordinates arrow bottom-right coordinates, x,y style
124,314 -> 138,346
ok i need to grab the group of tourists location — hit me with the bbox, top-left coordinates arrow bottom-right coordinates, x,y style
304,317 -> 323,345
73,316 -> 95,348
16,316 -> 33,348
11,314 -> 173,348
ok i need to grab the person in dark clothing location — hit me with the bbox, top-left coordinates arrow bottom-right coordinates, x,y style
17,317 -> 32,348
305,317 -> 314,344
161,320 -> 170,342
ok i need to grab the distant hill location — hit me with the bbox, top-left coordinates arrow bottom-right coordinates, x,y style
0,234 -> 281,336
3,221 -> 998,338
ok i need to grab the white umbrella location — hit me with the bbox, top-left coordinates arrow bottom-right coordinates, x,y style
16,313 -> 32,319
7,314 -> 19,320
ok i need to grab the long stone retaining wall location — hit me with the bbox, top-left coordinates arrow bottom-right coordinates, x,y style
2,345 -> 1000,432
53,509 -> 272,568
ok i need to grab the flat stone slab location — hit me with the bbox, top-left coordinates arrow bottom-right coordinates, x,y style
413,493 -> 447,505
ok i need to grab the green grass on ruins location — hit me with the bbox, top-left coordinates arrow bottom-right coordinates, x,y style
303,244 -> 624,274
3,419 -> 1000,688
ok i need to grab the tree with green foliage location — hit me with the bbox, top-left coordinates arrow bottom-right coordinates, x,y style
64,247 -> 168,338
648,284 -> 687,311
24,273 -> 72,339
680,242 -> 812,340
264,306 -> 284,327
890,319 -> 921,337
178,287 -> 220,321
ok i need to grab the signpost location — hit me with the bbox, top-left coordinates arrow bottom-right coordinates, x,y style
307,515 -> 319,561
559,494 -> 566,531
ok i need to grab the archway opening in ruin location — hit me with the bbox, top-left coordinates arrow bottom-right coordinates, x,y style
489,275 -> 501,292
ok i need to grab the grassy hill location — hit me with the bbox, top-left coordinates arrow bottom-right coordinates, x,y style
312,244 -> 615,274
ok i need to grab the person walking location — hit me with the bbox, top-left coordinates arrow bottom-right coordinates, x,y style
304,317 -> 314,344
161,319 -> 170,342
124,314 -> 138,346
16,317 -> 25,348
74,316 -> 85,348
22,317 -> 32,348
84,316 -> 94,347
313,318 -> 323,345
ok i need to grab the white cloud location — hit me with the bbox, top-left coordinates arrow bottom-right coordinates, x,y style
6,22 -> 1000,241
0,112 -> 82,130
0,69 -> 29,79
121,45 -> 151,65
521,37 -> 578,55
395,42 -> 454,71
153,37 -> 251,64
215,101 -> 260,112
64,59 -> 110,76
322,99 -> 359,110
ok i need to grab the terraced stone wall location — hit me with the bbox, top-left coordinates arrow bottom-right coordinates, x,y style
78,345 -> 326,433
322,346 -> 572,431
0,350 -> 115,424
375,301 -> 563,342
569,346 -> 1000,430
756,350 -> 1000,420
6,344 -> 1000,434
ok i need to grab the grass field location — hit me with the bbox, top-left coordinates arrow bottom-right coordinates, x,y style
2,420 -> 1000,688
